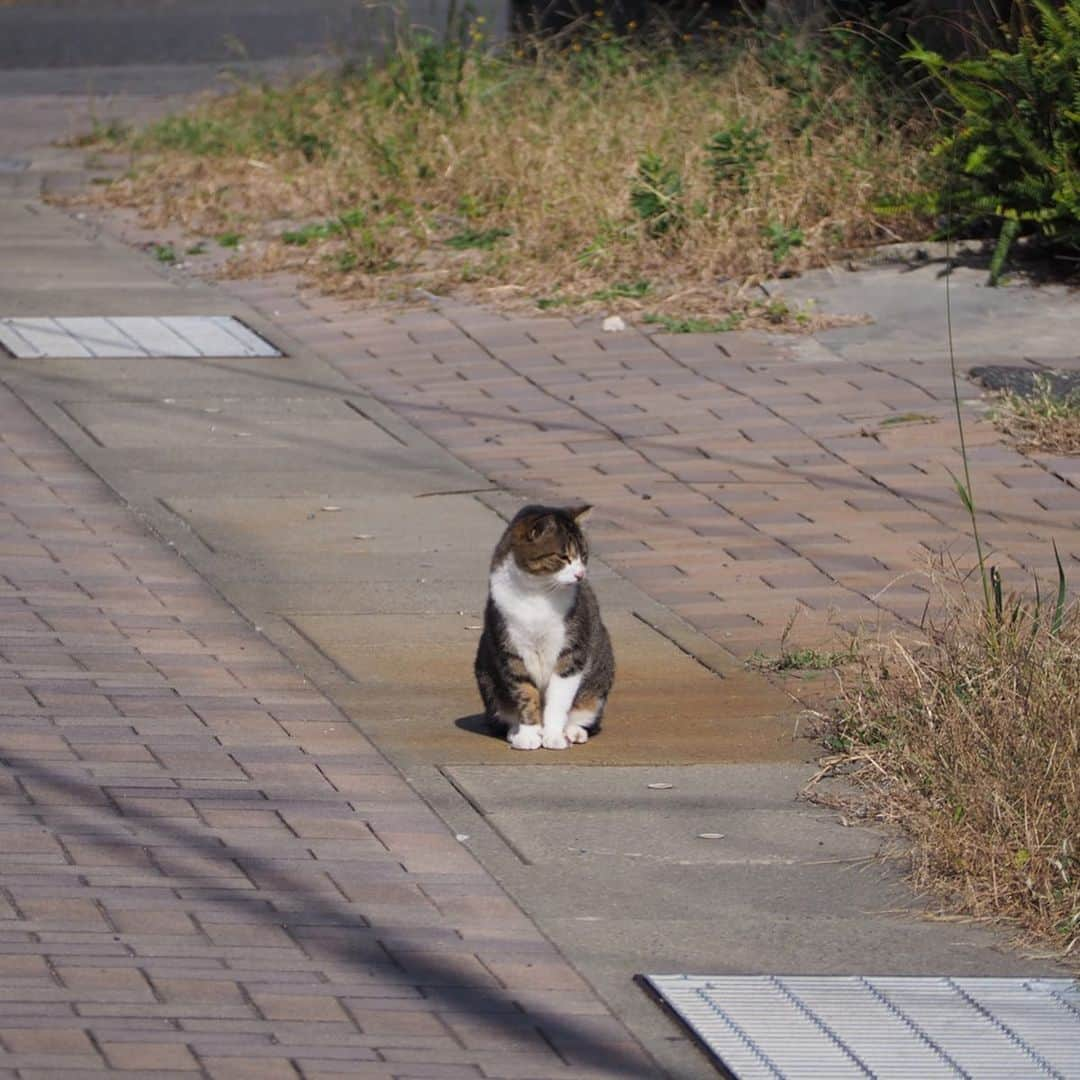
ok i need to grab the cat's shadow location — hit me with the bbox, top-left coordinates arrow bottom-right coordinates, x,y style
454,713 -> 503,741
454,713 -> 604,741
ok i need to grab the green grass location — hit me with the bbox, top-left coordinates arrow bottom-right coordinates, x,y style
748,645 -> 854,672
990,377 -> 1080,456
643,312 -> 743,333
445,226 -> 512,250
63,119 -> 132,147
590,280 -> 652,301
880,412 -> 938,427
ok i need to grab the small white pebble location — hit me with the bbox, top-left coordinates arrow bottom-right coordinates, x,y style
455,834 -> 470,842
602,315 -> 627,332
321,505 -> 342,512
697,833 -> 726,840
647,782 -> 674,790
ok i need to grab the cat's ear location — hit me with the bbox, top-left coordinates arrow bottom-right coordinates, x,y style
567,504 -> 593,522
526,515 -> 555,541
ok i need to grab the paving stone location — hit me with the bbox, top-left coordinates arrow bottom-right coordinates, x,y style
0,385 -> 642,1078
0,1027 -> 99,1055
299,296 -> 1075,654
101,1040 -> 201,1071
251,993 -> 351,1022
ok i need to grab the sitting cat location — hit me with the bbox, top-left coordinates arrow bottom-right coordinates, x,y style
474,503 -> 614,750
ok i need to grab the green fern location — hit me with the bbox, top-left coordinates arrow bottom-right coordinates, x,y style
907,0 -> 1080,283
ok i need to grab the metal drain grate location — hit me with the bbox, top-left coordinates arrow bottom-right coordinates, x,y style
0,316 -> 280,359
642,975 -> 1080,1078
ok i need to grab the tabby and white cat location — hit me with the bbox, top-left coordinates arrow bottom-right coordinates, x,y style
474,504 -> 614,750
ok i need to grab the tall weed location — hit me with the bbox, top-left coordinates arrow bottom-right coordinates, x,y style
817,575 -> 1079,958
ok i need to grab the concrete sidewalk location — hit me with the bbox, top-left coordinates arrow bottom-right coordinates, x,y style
0,381 -> 656,1079
1,83 -> 1076,1080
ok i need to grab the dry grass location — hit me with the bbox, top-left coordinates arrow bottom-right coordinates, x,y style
809,570 -> 1080,961
991,378 -> 1080,456
83,25 -> 935,323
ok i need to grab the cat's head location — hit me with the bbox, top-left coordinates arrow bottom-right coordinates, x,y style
498,504 -> 592,587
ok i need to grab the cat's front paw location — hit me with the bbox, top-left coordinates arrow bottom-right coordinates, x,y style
541,729 -> 569,750
565,723 -> 590,744
508,725 -> 543,751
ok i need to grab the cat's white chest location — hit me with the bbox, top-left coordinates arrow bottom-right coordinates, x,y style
490,561 -> 570,689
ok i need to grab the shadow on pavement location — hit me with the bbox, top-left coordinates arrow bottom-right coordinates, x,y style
12,348 -> 1064,541
0,753 -> 659,1076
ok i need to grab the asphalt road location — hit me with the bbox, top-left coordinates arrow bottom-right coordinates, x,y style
0,0 -> 505,70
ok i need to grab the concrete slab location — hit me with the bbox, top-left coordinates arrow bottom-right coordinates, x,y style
61,396 -> 391,450
446,763 -> 879,866
164,492 -> 499,555
415,761 -> 1059,1080
222,563 -> 654,615
768,262 -> 1079,366
289,611 -> 803,766
226,577 -> 487,616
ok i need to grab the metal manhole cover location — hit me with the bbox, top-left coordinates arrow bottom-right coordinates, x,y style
969,365 -> 1080,400
0,316 -> 280,359
642,974 -> 1080,1078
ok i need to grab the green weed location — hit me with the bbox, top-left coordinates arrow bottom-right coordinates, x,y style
762,219 -> 804,263
280,209 -> 371,246
590,280 -> 652,301
990,376 -> 1080,455
880,412 -> 938,427
643,312 -> 742,333
907,0 -> 1080,283
65,119 -> 132,147
445,226 -> 512,250
536,296 -> 567,310
145,115 -> 237,156
749,646 -> 854,672
631,152 -> 685,237
706,119 -> 770,193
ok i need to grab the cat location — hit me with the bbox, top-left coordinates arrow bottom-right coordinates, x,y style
474,503 -> 614,751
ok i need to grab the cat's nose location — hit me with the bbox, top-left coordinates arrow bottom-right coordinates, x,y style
573,567 -> 586,581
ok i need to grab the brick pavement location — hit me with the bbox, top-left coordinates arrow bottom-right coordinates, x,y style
227,279 -> 1080,660
0,384 -> 657,1078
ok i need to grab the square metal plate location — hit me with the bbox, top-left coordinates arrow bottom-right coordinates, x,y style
0,316 -> 280,359
643,974 -> 1080,1078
